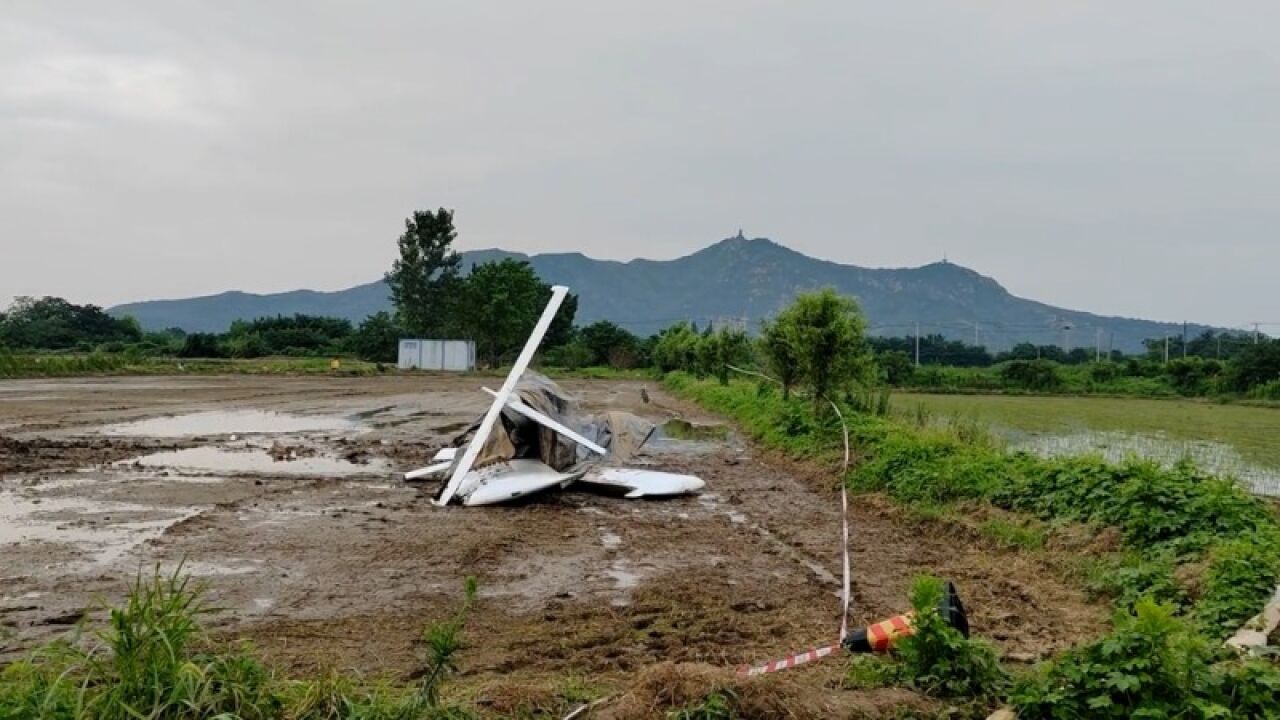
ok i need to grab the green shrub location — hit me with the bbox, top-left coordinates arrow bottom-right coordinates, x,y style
668,690 -> 736,720
1082,553 -> 1188,611
1011,599 -> 1280,719
1225,339 -> 1280,392
652,323 -> 703,374
419,577 -> 477,706
1195,534 -> 1280,637
1247,379 -> 1280,401
1089,362 -> 1122,383
895,576 -> 1007,700
998,359 -> 1064,392
542,339 -> 595,370
1164,357 -> 1224,396
878,350 -> 915,386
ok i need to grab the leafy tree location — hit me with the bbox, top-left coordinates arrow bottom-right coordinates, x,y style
758,317 -> 801,399
868,334 -> 992,367
651,322 -> 702,374
996,343 -> 1069,364
460,259 -> 574,367
999,359 -> 1064,391
878,350 -> 915,385
346,312 -> 403,362
385,208 -> 463,338
177,333 -> 224,358
542,338 -> 594,369
224,314 -> 352,357
579,321 -> 641,368
1224,339 -> 1280,392
1164,357 -> 1223,395
767,289 -> 872,407
0,296 -> 142,350
544,291 -> 579,351
698,327 -> 752,385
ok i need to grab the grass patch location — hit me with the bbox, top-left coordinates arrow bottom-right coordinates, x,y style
668,690 -> 737,720
0,352 -> 391,379
978,517 -> 1049,551
0,567 -> 480,720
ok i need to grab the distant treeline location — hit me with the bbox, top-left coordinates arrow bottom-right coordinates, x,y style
4,292 -> 1278,400
5,203 -> 1277,400
868,329 -> 1259,368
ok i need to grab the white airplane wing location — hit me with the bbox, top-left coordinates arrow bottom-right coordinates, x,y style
580,468 -> 706,498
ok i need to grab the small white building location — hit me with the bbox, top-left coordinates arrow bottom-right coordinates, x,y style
398,339 -> 476,371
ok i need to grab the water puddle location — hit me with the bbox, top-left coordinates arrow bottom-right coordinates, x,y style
120,446 -> 390,477
0,491 -> 201,567
644,419 -> 731,456
163,560 -> 263,577
658,419 -> 729,441
98,410 -> 362,437
1013,431 -> 1280,497
604,563 -> 640,590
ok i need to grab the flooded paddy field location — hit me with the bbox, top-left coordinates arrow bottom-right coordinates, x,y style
897,393 -> 1280,495
1,375 -> 1106,707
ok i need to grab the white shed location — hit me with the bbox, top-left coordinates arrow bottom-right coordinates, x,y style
398,339 -> 476,371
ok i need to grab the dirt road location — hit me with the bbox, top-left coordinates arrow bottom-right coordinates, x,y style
0,374 -> 1105,714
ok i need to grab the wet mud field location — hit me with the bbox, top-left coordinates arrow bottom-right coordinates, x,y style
0,375 -> 1107,713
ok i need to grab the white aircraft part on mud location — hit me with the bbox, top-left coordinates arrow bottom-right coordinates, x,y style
580,468 -> 706,498
433,285 -> 569,506
459,459 -> 582,507
407,283 -> 706,506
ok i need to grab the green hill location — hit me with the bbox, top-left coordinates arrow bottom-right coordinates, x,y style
109,236 -> 1211,352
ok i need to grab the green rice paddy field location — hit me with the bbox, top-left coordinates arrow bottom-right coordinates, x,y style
896,393 -> 1280,496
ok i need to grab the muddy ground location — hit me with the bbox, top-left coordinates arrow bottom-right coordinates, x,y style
0,375 -> 1108,716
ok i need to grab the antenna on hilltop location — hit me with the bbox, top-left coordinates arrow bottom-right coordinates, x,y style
942,250 -> 949,264
736,229 -> 745,240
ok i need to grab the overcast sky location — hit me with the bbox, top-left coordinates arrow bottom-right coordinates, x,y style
2,2 -> 1277,328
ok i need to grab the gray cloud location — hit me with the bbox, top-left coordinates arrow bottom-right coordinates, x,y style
2,1 -> 1277,328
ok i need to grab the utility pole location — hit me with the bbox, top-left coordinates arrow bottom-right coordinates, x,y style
1096,328 -> 1102,363
974,322 -> 980,348
1164,335 -> 1170,364
914,322 -> 921,367
1182,322 -> 1188,358
1255,323 -> 1262,344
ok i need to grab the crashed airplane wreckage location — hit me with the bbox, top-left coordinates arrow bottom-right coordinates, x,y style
404,285 -> 706,506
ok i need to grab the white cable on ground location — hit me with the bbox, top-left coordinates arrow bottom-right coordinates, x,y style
561,696 -> 611,719
725,364 -> 853,642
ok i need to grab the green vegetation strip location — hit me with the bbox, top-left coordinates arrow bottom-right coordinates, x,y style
666,373 -> 1280,718
1,571 -> 483,720
0,352 -> 386,379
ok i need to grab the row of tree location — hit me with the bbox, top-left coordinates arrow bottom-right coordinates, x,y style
0,297 -> 143,351
5,207 -> 1277,400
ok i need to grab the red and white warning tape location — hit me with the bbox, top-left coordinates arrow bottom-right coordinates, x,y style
736,643 -> 841,678
725,365 -> 854,678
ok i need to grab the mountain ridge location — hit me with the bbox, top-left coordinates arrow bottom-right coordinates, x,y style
108,237 -> 1216,352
